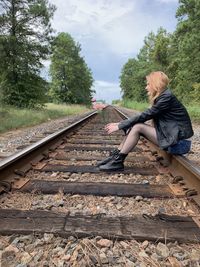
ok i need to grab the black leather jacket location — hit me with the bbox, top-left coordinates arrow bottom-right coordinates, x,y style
118,88 -> 194,149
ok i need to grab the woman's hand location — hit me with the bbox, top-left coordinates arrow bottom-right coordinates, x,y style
105,123 -> 119,134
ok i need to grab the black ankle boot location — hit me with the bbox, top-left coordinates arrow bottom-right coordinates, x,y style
99,153 -> 127,171
96,148 -> 120,167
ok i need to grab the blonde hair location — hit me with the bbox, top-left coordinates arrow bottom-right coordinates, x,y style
146,71 -> 169,103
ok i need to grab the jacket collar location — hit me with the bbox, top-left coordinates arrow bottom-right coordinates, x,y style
154,88 -> 171,103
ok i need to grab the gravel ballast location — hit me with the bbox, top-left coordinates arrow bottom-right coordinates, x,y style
0,107 -> 200,267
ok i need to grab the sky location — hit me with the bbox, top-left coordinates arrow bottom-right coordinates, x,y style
48,0 -> 179,103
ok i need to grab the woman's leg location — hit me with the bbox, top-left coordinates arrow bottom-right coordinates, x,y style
118,135 -> 128,150
120,123 -> 158,154
99,123 -> 158,171
96,136 -> 127,167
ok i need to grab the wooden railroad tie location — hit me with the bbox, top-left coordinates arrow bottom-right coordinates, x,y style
36,164 -> 158,175
0,209 -> 199,243
15,180 -> 183,198
54,153 -> 150,163
59,145 -> 141,152
66,140 -> 121,145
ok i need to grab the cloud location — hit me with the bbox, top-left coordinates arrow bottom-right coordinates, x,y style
50,0 -> 178,58
156,0 -> 178,2
48,0 -> 179,101
93,80 -> 121,104
50,0 -> 135,54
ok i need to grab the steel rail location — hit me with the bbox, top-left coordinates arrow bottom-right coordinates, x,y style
114,106 -> 200,206
0,106 -> 200,242
0,110 -> 98,181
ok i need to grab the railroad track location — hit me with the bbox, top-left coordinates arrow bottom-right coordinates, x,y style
0,106 -> 200,257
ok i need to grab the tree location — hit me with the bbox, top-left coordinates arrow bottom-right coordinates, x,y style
120,1 -> 200,105
168,0 -> 200,103
120,58 -> 147,101
49,32 -> 94,105
120,28 -> 171,102
0,0 -> 56,108
138,28 -> 171,73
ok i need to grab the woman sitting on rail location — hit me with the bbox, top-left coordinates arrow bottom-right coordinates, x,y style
98,71 -> 194,171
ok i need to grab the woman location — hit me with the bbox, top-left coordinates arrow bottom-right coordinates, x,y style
98,71 -> 194,171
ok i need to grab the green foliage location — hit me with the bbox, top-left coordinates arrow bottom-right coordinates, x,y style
0,0 -> 56,108
121,100 -> 149,112
120,58 -> 147,101
120,28 -> 170,102
112,99 -> 121,105
120,28 -> 171,102
120,1 -> 200,105
187,104 -> 200,122
190,83 -> 200,104
168,0 -> 200,103
49,32 -> 94,105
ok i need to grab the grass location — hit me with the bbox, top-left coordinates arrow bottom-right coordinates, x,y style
120,99 -> 149,112
0,103 -> 90,133
187,105 -> 200,123
121,100 -> 200,122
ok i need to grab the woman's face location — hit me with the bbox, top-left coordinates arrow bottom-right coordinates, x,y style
145,79 -> 154,95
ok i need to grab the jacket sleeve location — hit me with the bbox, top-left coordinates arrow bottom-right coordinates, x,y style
118,93 -> 172,132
